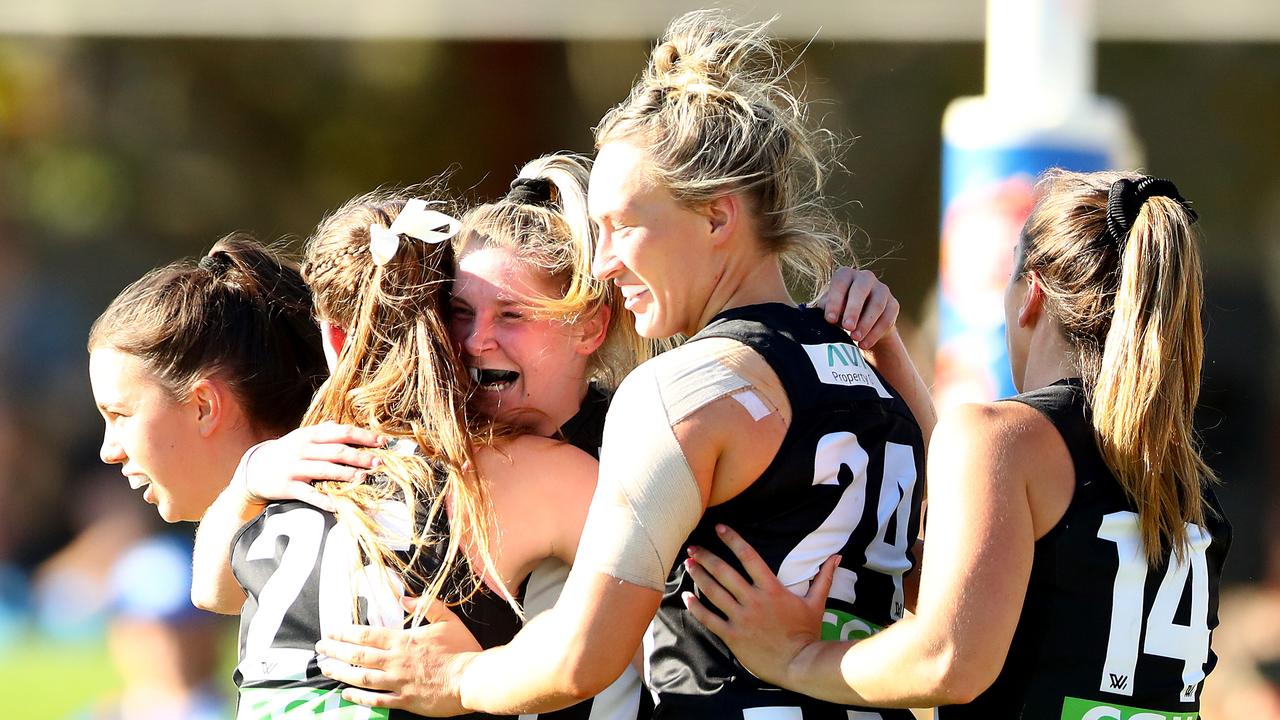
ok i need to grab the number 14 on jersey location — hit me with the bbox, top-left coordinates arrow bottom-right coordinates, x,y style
1097,511 -> 1212,703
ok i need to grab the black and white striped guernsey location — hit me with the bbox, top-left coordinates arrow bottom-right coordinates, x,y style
938,379 -> 1231,719
230,448 -> 524,720
229,388 -> 647,720
645,303 -> 926,720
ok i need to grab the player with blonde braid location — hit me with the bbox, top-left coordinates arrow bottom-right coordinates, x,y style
191,189 -> 599,720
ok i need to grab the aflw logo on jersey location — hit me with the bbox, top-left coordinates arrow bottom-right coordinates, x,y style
802,343 -> 892,398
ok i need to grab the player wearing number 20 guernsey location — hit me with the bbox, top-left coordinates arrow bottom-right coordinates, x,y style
950,379 -> 1229,719
231,449 -> 521,720
190,190 -> 603,720
647,303 -> 924,720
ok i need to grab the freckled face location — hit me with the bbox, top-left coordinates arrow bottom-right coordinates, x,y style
89,348 -> 216,522
450,245 -> 594,434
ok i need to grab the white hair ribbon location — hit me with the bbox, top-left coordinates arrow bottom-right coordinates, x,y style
368,199 -> 462,267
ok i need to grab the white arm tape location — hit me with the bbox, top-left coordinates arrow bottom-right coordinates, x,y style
731,389 -> 771,421
571,348 -> 753,591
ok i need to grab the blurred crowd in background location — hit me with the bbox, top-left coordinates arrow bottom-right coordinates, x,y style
0,16 -> 1277,718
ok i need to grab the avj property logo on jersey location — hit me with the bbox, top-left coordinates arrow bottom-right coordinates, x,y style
803,343 -> 891,398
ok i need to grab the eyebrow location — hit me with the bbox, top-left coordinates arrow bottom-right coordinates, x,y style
596,199 -> 628,219
589,193 -> 624,223
495,295 -> 536,308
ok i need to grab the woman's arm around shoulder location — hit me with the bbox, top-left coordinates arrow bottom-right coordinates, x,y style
190,443 -> 271,614
861,329 -> 936,446
818,266 -> 937,445
689,400 -> 1070,707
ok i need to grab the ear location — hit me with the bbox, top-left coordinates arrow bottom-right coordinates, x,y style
189,378 -> 224,438
704,194 -> 739,247
319,320 -> 348,372
1017,271 -> 1045,328
574,304 -> 611,357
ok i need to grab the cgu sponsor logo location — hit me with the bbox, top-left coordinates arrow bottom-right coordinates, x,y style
821,607 -> 883,642
1060,697 -> 1197,720
802,343 -> 892,398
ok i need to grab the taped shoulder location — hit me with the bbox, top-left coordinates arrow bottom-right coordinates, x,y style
567,354 -> 724,590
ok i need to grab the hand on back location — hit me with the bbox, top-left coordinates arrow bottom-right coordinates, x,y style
683,524 -> 838,688
317,599 -> 480,715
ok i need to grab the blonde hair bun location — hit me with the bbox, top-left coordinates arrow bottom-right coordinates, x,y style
596,9 -> 847,300
646,11 -> 777,100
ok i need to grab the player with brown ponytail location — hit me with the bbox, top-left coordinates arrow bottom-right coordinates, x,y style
88,233 -> 327,522
686,170 -> 1230,719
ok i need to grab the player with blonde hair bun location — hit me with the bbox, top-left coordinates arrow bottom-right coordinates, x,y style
346,10 -> 934,719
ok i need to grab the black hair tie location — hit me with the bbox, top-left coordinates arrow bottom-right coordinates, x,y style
1105,176 -> 1198,247
505,176 -> 554,207
198,252 -> 233,277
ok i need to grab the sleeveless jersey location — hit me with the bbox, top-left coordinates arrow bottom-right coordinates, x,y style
231,454 -> 522,720
645,303 -> 925,720
938,379 -> 1231,719
524,383 -> 649,720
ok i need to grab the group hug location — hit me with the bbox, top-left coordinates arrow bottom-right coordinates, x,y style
87,9 -> 1228,720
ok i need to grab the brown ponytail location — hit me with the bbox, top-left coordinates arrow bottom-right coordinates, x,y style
1022,170 -> 1213,564
88,233 -> 326,437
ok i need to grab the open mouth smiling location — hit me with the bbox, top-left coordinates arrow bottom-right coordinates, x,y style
469,367 -> 520,392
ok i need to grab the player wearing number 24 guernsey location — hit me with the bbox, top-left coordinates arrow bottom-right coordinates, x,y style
377,10 -> 936,719
685,170 -> 1229,720
647,303 -> 925,719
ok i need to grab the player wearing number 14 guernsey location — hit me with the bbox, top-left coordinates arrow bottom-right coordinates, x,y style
930,173 -> 1232,720
679,172 -> 1226,720
939,379 -> 1230,720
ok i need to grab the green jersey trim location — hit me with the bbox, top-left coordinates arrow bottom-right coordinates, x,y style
821,608 -> 884,642
238,686 -> 390,719
1060,695 -> 1198,720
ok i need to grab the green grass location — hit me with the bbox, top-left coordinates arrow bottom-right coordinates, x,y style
0,634 -> 122,718
0,624 -> 241,719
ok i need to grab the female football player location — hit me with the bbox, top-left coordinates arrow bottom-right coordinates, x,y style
88,234 -> 326,523
340,10 -> 933,719
686,170 -> 1230,718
